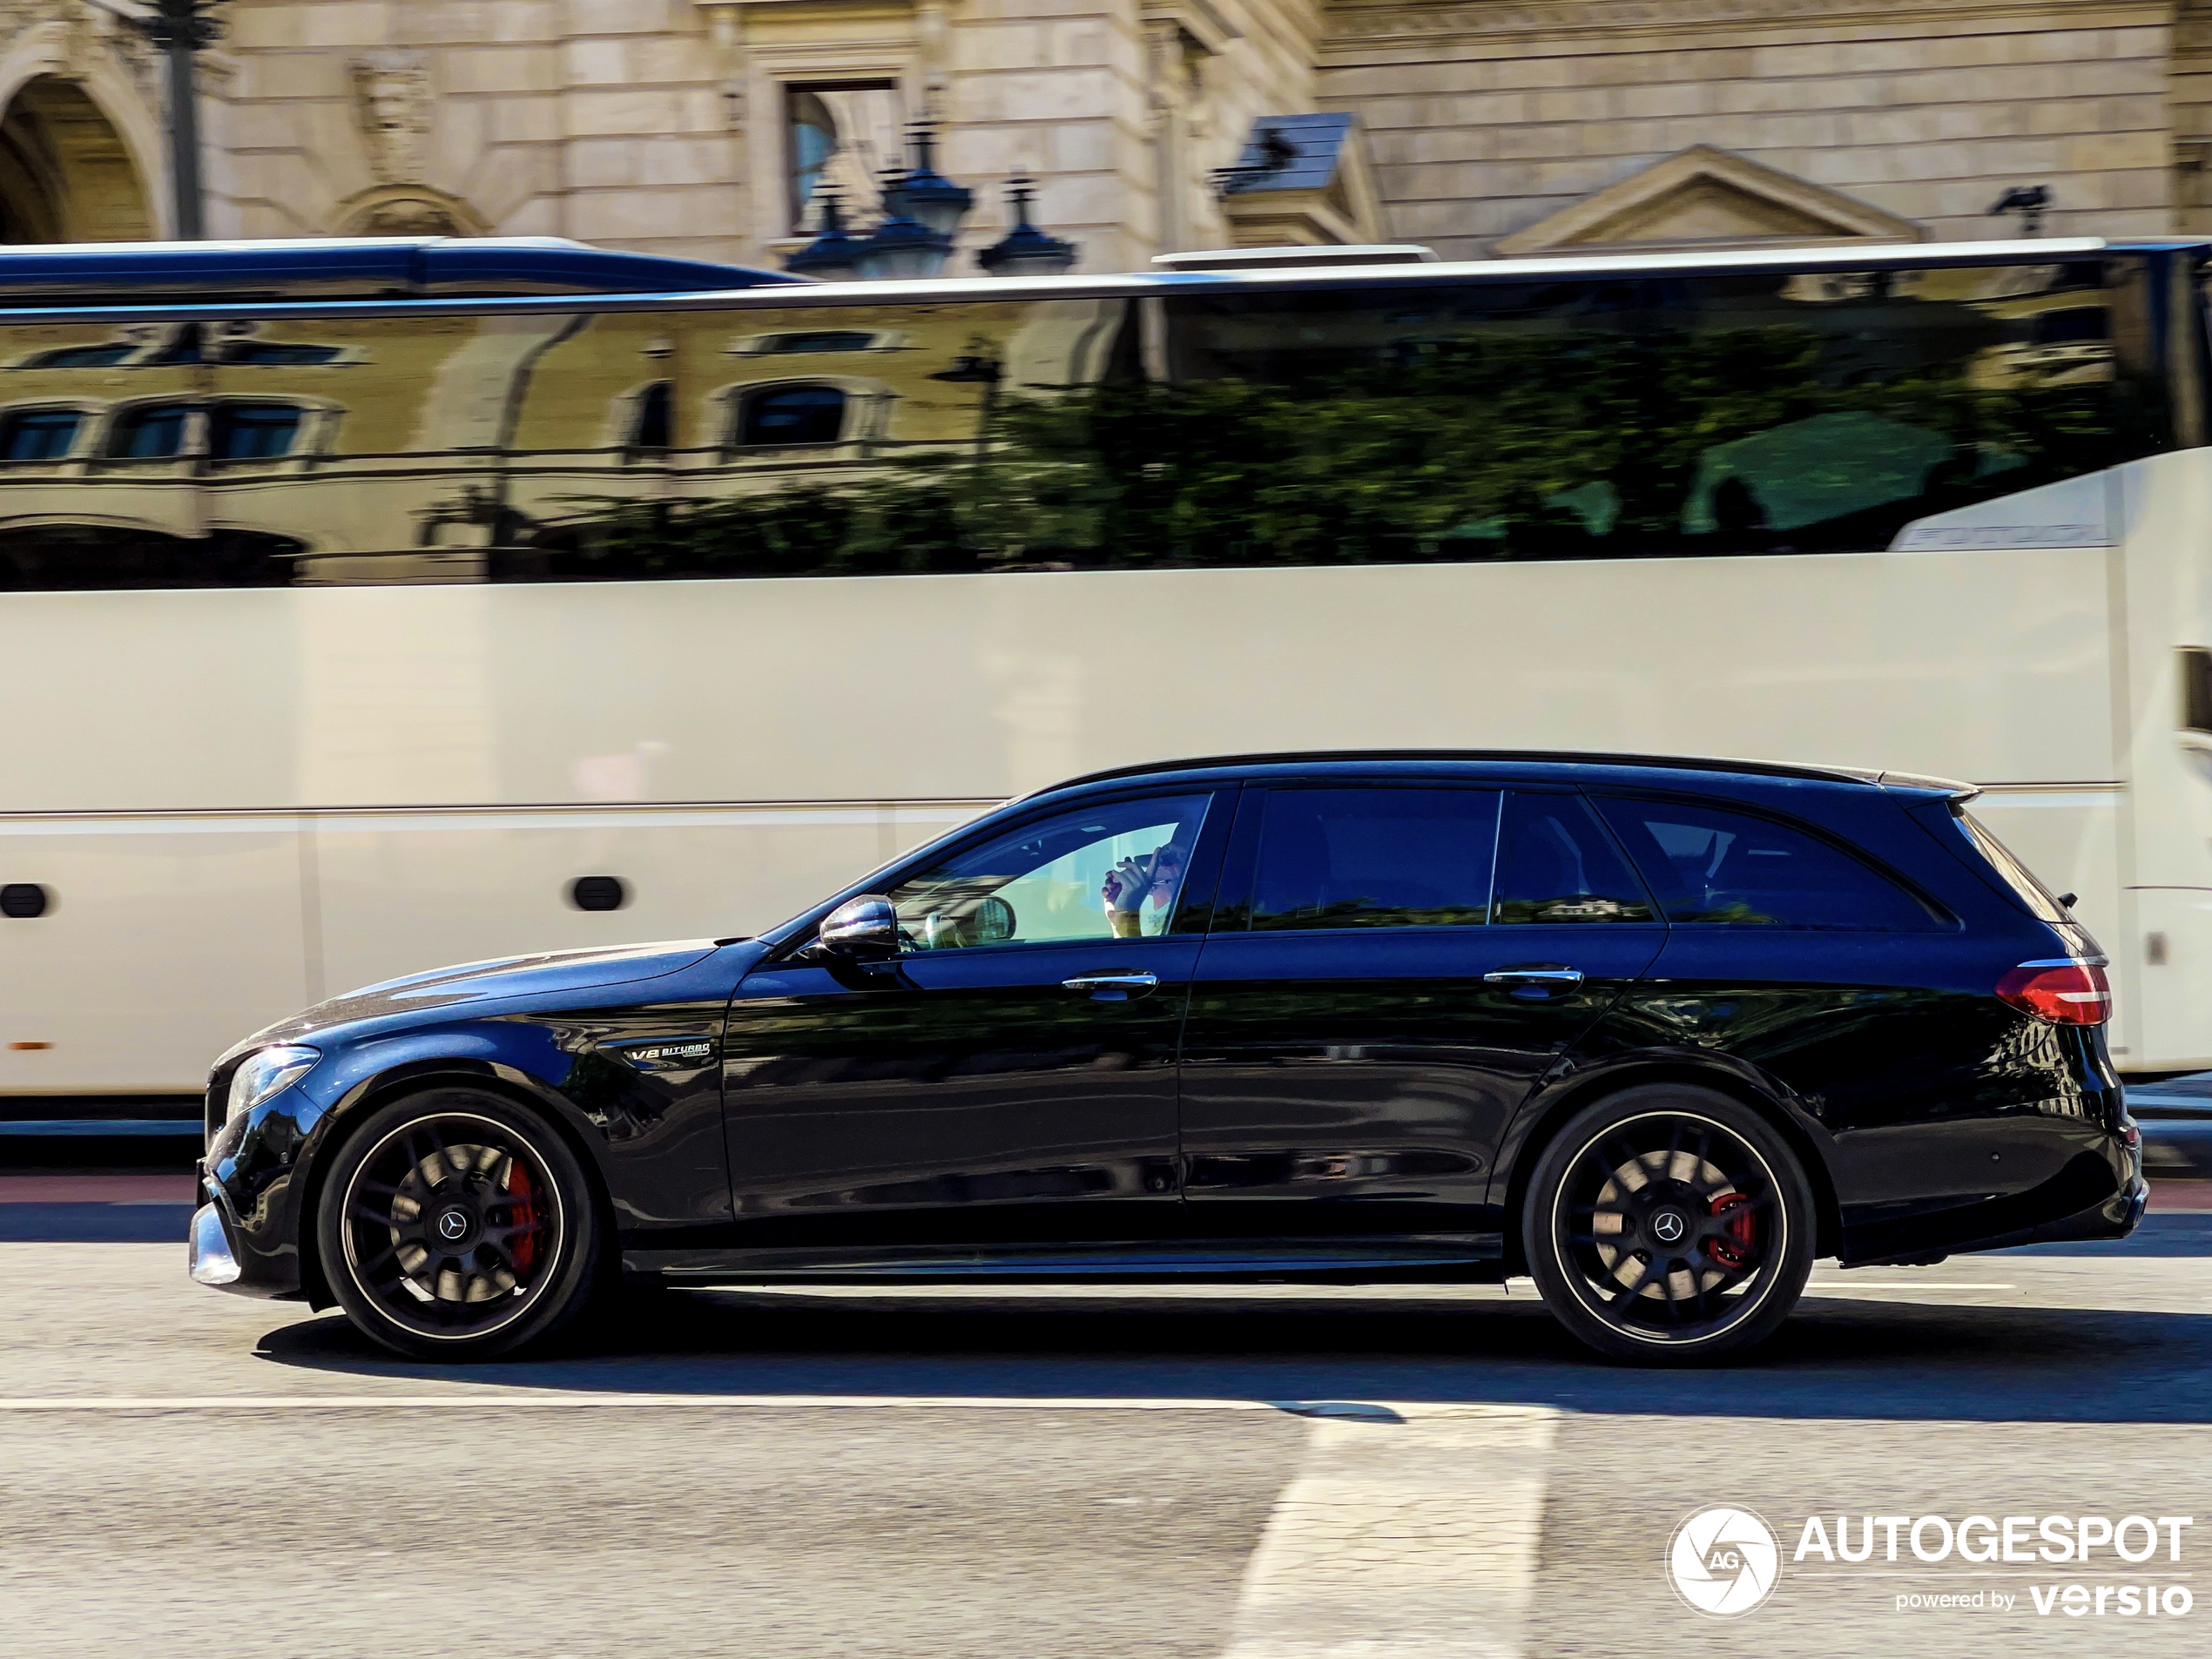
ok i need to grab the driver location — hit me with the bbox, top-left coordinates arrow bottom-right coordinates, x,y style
1101,840 -> 1187,939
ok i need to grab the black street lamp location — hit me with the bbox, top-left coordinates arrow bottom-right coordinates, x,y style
978,176 -> 1077,278
134,0 -> 226,239
879,117 -> 972,239
785,187 -> 863,280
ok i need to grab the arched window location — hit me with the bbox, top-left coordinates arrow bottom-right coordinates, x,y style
0,408 -> 84,461
630,381 -> 671,451
739,385 -> 847,448
787,90 -> 839,231
208,403 -> 302,460
106,404 -> 192,459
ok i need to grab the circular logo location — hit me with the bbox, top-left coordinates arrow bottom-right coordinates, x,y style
1667,1506 -> 1780,1617
1651,1209 -> 1687,1244
435,1208 -> 471,1243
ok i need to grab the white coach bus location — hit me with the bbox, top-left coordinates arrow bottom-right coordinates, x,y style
3,230 -> 2211,1123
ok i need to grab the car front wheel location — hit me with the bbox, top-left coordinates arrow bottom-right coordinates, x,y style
1523,1084 -> 1815,1365
317,1088 -> 604,1361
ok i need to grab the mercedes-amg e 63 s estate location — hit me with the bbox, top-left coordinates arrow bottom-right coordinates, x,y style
190,752 -> 2142,1364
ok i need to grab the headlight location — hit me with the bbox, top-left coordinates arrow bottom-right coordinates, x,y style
226,1045 -> 320,1123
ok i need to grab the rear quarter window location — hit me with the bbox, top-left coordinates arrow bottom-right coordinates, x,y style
1952,806 -> 2070,924
1592,795 -> 1946,931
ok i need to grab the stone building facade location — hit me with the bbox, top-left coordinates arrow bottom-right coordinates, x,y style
0,0 -> 2205,270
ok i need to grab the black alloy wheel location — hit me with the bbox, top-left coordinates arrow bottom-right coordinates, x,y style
1523,1084 -> 1814,1364
318,1088 -> 605,1360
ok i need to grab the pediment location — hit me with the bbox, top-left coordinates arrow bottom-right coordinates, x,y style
1495,145 -> 1920,257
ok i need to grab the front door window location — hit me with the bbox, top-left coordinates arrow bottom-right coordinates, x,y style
886,794 -> 1210,950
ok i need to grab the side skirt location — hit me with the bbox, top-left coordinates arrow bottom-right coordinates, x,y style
625,1237 -> 1508,1286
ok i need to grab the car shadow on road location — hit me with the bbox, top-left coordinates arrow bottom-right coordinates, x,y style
253,1285 -> 2212,1425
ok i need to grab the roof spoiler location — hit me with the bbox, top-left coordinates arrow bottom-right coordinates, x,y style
1844,766 -> 1981,803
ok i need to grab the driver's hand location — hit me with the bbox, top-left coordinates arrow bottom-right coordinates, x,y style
1103,857 -> 1148,913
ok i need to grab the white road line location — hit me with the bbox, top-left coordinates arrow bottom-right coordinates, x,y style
0,1393 -> 1311,1413
1804,1282 -> 2017,1291
1222,1404 -> 1559,1659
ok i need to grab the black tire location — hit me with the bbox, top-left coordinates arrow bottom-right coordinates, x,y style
316,1087 -> 605,1361
1521,1083 -> 1815,1365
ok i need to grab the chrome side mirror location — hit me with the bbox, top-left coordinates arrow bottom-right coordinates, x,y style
815,894 -> 900,960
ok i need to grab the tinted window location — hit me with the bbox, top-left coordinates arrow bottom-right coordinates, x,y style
740,384 -> 845,447
208,403 -> 300,460
1494,792 -> 1655,924
1595,796 -> 1939,930
0,408 -> 80,460
887,793 -> 1210,950
1248,788 -> 1499,931
106,405 -> 189,458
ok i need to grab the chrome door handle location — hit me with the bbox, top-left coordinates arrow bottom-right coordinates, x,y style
1483,967 -> 1584,988
1063,971 -> 1159,999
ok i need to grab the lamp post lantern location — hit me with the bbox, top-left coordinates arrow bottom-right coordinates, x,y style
977,176 -> 1077,277
785,187 -> 864,280
136,0 -> 226,239
879,117 -> 972,239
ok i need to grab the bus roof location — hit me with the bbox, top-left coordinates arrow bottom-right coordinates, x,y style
0,237 -> 800,304
1,233 -> 2204,326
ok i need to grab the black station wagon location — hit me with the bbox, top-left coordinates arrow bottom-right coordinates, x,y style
191,752 -> 2143,1364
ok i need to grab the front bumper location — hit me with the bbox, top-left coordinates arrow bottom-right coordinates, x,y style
187,1202 -> 243,1288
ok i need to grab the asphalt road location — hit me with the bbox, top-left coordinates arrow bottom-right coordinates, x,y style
1,1208 -> 2209,1658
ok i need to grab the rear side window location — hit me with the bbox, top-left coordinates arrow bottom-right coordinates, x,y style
1494,792 -> 1656,924
1250,787 -> 1500,930
1595,796 -> 1941,930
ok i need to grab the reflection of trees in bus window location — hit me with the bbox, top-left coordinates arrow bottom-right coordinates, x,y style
0,407 -> 83,460
738,384 -> 846,447
106,404 -> 190,458
208,403 -> 302,460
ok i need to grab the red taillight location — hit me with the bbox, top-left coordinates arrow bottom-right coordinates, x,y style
1995,959 -> 2112,1025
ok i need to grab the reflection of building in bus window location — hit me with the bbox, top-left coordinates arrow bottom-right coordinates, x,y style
106,403 -> 190,458
627,380 -> 671,452
19,342 -> 135,370
0,407 -> 83,460
738,384 -> 846,447
739,331 -> 884,355
209,403 -> 302,461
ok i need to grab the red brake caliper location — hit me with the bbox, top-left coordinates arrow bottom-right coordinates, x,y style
1706,1192 -> 1756,1269
505,1162 -> 538,1276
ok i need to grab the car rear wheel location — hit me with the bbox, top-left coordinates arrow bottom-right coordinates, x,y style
1522,1084 -> 1814,1365
317,1088 -> 604,1361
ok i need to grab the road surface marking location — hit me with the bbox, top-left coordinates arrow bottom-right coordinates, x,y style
1805,1281 -> 2016,1291
0,1393 -> 1346,1414
1222,1404 -> 1558,1659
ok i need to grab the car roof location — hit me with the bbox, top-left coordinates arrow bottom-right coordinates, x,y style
1036,750 -> 1970,798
